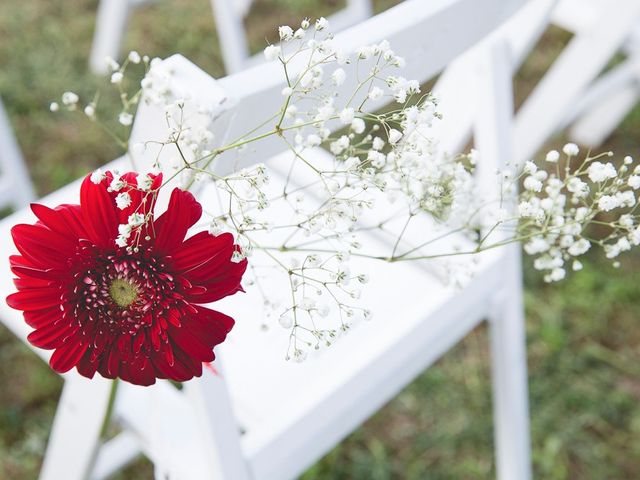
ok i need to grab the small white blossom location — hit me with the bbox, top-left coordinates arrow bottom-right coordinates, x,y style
128,51 -> 141,64
587,162 -> 617,182
136,174 -> 153,191
278,26 -> 294,41
90,169 -> 105,184
351,118 -> 365,134
315,17 -> 329,31
128,213 -> 145,227
118,112 -> 133,126
339,108 -> 354,124
545,150 -> 560,163
388,129 -> 402,144
84,105 -> 96,118
331,68 -> 346,86
111,72 -> 124,84
372,137 -> 385,151
115,192 -> 132,210
562,143 -> 579,156
368,86 -> 384,100
568,238 -> 590,256
49,102 -> 59,112
523,161 -> 537,174
62,91 -> 79,106
523,176 -> 542,192
597,195 -> 619,212
264,44 -> 281,61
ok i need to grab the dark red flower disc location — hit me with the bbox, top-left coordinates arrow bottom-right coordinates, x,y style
6,171 -> 247,386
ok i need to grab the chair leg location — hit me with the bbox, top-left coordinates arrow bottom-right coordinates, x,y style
489,245 -> 532,480
39,377 -> 114,480
89,0 -> 134,75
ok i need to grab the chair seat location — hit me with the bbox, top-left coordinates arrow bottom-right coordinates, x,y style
0,150 -> 507,480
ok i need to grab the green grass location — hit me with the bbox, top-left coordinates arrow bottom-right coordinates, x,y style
1,1 -> 640,478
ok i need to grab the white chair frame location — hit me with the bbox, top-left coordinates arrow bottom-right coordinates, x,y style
0,0 -> 564,478
0,97 -> 36,211
90,0 -> 373,74
514,0 -> 640,162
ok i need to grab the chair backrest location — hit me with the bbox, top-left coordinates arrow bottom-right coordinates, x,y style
0,98 -> 36,211
211,0 -> 374,73
133,0 -> 526,178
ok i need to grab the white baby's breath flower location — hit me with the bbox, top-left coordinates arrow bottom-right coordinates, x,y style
90,169 -> 105,184
118,112 -> 133,126
523,176 -> 542,192
545,150 -> 560,163
339,108 -> 354,124
368,86 -> 384,100
84,105 -> 96,118
62,91 -> 79,106
137,174 -> 153,191
128,51 -> 141,64
128,213 -> 145,227
111,72 -> 124,84
523,161 -> 537,174
264,44 -> 281,61
49,102 -> 59,112
597,195 -> 620,212
278,25 -> 294,41
388,129 -> 403,145
109,174 -> 125,192
331,68 -> 346,86
587,162 -> 617,183
306,134 -> 322,147
115,192 -> 132,210
105,56 -> 120,71
372,137 -> 385,151
351,118 -> 365,134
315,17 -> 329,31
562,143 -> 579,156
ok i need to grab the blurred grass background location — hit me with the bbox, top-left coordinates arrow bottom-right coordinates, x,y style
0,0 -> 639,478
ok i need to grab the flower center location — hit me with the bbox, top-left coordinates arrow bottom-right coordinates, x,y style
108,278 -> 139,308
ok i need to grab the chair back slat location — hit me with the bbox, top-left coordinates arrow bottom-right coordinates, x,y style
211,0 -> 526,174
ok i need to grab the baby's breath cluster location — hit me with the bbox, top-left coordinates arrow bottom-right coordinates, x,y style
517,145 -> 640,281
64,22 -> 640,361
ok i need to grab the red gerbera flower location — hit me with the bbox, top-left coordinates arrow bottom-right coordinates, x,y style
6,171 -> 247,386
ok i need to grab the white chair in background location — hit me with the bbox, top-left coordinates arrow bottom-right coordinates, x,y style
514,0 -> 640,161
550,0 -> 640,148
0,97 -> 36,211
2,1 -> 537,479
90,0 -> 373,74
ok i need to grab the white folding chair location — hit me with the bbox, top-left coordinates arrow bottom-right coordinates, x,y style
0,97 -> 36,211
90,0 -> 373,74
1,0 -> 544,478
514,0 -> 640,162
551,0 -> 640,148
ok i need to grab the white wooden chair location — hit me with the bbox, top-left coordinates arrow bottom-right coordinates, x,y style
551,0 -> 640,148
514,0 -> 640,162
1,0 -> 547,478
0,97 -> 36,211
90,0 -> 373,74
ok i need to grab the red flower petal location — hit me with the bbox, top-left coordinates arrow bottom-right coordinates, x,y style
153,189 -> 202,254
80,174 -> 118,248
